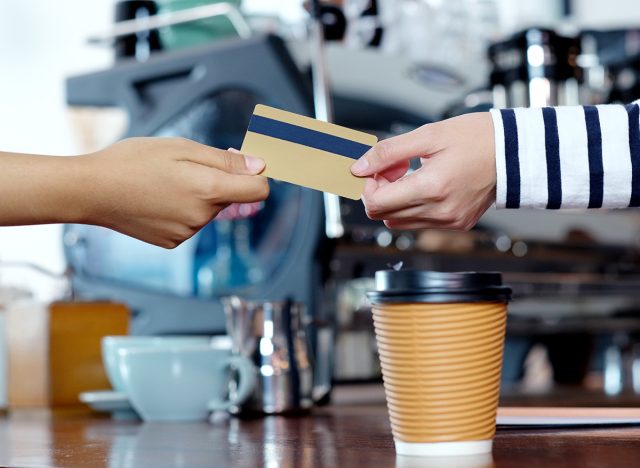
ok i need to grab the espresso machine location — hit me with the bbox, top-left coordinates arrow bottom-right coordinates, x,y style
488,28 -> 583,109
65,34 -> 327,336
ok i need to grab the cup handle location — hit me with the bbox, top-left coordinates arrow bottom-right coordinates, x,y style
208,355 -> 256,411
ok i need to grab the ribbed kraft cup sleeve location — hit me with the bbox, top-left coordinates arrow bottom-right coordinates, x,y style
372,302 -> 507,443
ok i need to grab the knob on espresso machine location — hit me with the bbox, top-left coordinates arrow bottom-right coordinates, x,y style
489,28 -> 583,108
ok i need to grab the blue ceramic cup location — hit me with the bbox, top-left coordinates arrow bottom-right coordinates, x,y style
117,340 -> 256,421
102,336 -> 211,393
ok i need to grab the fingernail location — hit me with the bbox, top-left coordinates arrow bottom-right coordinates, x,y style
351,156 -> 369,175
244,155 -> 265,173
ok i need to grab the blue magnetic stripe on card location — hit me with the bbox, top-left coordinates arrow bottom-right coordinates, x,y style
248,114 -> 372,160
542,107 -> 562,209
584,106 -> 604,209
626,103 -> 640,207
501,109 -> 521,209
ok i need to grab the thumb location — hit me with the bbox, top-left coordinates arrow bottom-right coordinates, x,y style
228,147 -> 265,174
184,143 -> 265,175
351,123 -> 437,176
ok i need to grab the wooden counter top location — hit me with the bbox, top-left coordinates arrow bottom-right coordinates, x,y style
1,386 -> 640,467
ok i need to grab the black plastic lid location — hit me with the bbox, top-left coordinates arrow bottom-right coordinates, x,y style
367,270 -> 511,304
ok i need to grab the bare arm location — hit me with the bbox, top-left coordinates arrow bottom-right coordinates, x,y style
0,137 -> 269,248
0,150 -> 88,225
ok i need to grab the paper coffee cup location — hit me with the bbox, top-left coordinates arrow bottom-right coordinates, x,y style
368,270 -> 511,457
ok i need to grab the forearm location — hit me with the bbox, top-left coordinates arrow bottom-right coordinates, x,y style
491,101 -> 640,209
0,151 -> 90,225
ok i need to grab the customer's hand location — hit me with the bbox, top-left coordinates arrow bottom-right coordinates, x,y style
351,112 -> 496,230
81,137 -> 269,248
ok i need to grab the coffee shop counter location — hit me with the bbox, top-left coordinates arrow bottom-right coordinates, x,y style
1,385 -> 640,468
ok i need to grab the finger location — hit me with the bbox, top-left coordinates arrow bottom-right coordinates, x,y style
366,203 -> 430,221
181,143 -> 265,175
225,147 -> 263,172
363,170 -> 425,215
362,177 -> 380,201
361,174 -> 394,205
225,147 -> 266,174
378,160 -> 411,182
210,172 -> 270,204
383,218 -> 448,231
226,147 -> 264,173
351,123 -> 438,176
217,202 -> 263,220
384,220 -> 428,230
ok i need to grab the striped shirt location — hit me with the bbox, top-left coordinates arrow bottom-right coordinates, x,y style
490,100 -> 640,209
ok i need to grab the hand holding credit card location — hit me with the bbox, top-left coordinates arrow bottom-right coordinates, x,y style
240,105 -> 377,200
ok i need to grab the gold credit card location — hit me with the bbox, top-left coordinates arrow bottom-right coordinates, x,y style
240,104 -> 377,200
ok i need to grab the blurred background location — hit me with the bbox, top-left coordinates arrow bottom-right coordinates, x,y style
3,0 -> 640,409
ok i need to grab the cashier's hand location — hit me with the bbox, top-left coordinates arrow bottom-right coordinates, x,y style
350,112 -> 496,231
84,138 -> 269,248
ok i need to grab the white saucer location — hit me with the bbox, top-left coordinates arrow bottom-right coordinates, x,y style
79,390 -> 138,419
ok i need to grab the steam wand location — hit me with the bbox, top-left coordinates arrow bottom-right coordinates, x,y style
309,0 -> 345,239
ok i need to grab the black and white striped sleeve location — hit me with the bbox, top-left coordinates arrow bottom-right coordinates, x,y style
490,100 -> 640,209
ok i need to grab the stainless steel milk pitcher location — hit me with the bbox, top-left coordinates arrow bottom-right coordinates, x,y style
223,296 -> 331,414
